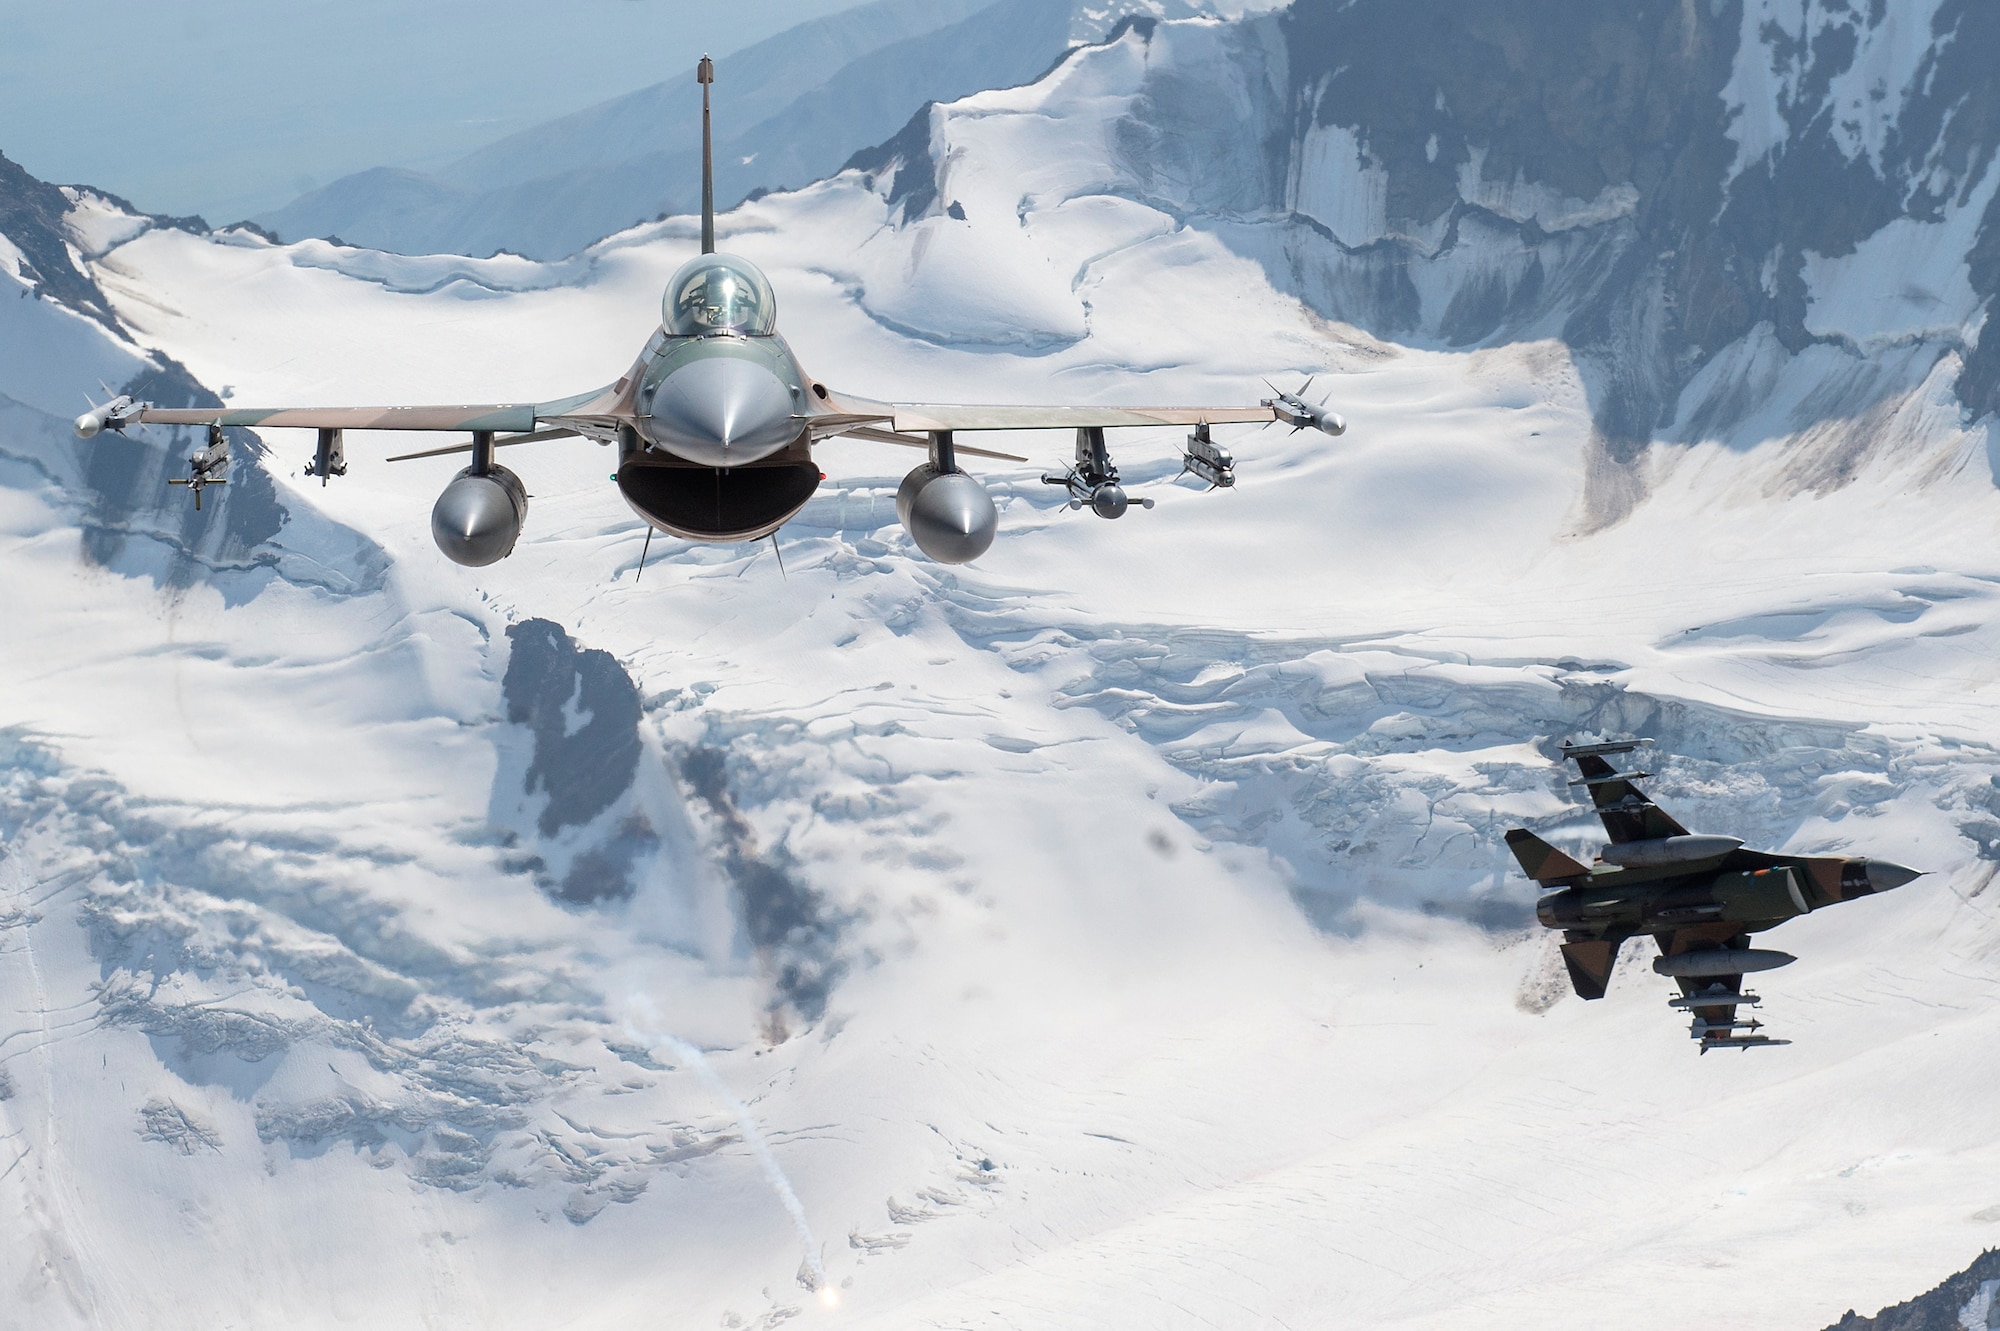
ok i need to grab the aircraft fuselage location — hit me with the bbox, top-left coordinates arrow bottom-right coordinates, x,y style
611,250 -> 826,543
617,330 -> 823,543
1534,850 -> 1905,937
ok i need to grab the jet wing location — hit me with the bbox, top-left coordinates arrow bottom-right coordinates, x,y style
808,390 -> 1276,436
140,404 -> 543,432
137,385 -> 628,438
883,404 -> 1279,432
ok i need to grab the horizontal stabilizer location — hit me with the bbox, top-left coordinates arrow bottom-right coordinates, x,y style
1506,828 -> 1591,883
1559,938 -> 1621,1001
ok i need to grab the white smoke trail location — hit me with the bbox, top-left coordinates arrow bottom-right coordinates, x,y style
624,998 -> 830,1295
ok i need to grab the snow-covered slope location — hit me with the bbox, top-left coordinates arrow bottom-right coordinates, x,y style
5,12 -> 2000,1330
257,0 -> 1276,262
901,0 -> 2000,531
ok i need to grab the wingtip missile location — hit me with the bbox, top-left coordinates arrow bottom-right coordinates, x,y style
75,394 -> 141,438
1262,380 -> 1345,436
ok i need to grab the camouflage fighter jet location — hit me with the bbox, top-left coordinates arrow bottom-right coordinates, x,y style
75,59 -> 1343,569
1507,739 -> 1922,1052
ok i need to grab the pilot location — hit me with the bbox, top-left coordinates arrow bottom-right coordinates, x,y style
677,268 -> 761,331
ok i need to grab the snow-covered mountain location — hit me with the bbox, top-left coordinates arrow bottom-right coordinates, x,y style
857,0 -> 2000,528
5,5 -> 2000,1327
257,0 -> 1274,261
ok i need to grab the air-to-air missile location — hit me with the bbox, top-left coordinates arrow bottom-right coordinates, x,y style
1262,380 -> 1347,436
74,393 -> 141,438
1506,739 -> 1923,1052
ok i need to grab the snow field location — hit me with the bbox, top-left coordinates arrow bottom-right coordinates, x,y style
3,19 -> 2000,1328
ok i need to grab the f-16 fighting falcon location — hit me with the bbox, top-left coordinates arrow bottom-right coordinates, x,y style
73,58 -> 1343,568
1508,740 -> 1922,1052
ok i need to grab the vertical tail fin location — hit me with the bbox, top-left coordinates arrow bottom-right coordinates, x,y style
697,55 -> 716,254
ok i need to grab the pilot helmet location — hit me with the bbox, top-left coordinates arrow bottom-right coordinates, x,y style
663,253 -> 777,336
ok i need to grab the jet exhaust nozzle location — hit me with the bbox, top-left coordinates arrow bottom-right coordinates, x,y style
1599,835 -> 1744,868
431,464 -> 527,567
1653,948 -> 1796,978
897,464 -> 996,564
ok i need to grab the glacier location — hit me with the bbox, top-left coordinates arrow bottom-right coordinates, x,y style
4,3 -> 2000,1327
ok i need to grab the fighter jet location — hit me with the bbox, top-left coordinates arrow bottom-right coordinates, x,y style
74,59 -> 1343,569
1507,740 -> 1922,1052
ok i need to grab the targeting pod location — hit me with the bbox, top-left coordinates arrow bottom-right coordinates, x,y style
432,464 -> 527,566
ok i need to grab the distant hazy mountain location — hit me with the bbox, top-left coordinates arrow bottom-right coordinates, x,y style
257,0 -> 1243,260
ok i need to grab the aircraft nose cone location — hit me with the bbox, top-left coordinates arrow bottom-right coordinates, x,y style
646,357 -> 798,466
1864,860 -> 1923,892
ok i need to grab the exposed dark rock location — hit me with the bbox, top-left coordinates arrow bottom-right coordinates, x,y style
77,357 -> 290,583
0,152 -> 390,596
1092,0 -> 2000,445
682,746 -> 844,1024
0,150 -> 126,335
501,620 -> 644,844
1823,1248 -> 2000,1330
846,102 -> 942,223
1291,0 -> 1996,433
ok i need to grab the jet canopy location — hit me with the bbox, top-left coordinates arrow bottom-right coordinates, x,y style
664,253 -> 776,337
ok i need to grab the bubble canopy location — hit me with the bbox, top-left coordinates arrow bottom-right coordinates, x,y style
663,253 -> 777,336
